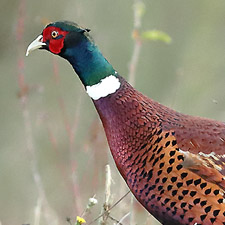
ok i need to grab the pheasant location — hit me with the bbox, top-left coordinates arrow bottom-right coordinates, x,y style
26,21 -> 225,225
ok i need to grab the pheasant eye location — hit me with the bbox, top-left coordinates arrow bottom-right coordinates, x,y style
51,30 -> 59,39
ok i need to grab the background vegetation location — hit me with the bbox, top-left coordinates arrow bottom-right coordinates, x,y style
1,0 -> 225,224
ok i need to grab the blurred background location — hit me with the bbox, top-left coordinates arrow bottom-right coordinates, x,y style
1,0 -> 225,224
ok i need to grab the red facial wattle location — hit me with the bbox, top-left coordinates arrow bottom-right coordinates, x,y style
42,26 -> 68,54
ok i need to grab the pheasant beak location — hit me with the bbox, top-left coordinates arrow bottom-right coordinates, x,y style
26,35 -> 46,56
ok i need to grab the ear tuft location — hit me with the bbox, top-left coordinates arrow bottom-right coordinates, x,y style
80,28 -> 91,33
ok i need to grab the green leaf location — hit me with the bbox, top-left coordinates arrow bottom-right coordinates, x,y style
141,30 -> 172,44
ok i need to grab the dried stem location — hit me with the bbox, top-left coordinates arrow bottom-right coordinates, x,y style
108,215 -> 123,225
105,164 -> 112,207
34,197 -> 42,225
128,36 -> 142,86
89,190 -> 130,225
128,0 -> 145,86
17,1 -> 58,224
69,88 -> 84,216
99,164 -> 112,225
52,57 -> 83,215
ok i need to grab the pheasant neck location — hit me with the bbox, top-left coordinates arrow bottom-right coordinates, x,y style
63,40 -> 117,85
63,40 -> 121,99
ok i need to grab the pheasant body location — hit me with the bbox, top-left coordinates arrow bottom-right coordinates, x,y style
27,21 -> 225,225
94,76 -> 225,224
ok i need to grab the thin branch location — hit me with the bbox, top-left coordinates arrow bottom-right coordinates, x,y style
69,88 -> 84,216
108,215 -> 123,225
34,197 -> 42,225
17,1 -> 58,224
99,164 -> 112,225
115,212 -> 131,225
128,0 -> 145,86
51,57 -> 83,215
105,164 -> 112,208
88,190 -> 130,225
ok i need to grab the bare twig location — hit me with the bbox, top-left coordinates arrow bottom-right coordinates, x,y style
128,0 -> 145,86
116,212 -> 131,225
108,215 -> 123,225
106,191 -> 131,217
89,190 -> 130,225
34,197 -> 42,225
69,87 -> 84,215
105,164 -> 112,207
51,57 -> 83,215
17,1 -> 58,224
99,164 -> 112,225
52,57 -> 72,136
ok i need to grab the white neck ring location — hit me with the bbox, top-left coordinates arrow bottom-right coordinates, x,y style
86,75 -> 121,100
